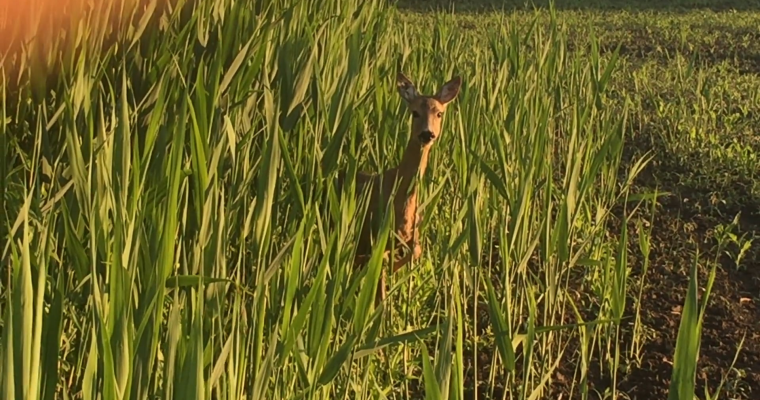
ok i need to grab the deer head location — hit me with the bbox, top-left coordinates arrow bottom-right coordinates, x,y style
396,72 -> 462,147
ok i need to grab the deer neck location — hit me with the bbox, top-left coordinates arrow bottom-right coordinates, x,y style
394,140 -> 430,199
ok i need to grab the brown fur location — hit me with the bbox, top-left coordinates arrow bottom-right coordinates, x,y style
336,72 -> 462,306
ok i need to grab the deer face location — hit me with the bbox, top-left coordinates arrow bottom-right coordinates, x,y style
396,73 -> 462,147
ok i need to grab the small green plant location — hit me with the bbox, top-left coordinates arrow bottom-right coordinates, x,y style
713,213 -> 755,271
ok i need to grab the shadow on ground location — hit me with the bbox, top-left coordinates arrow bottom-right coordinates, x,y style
395,0 -> 760,13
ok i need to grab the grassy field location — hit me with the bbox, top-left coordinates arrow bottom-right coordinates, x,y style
1,0 -> 759,399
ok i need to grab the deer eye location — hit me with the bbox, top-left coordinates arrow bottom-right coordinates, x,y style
437,112 -> 443,118
412,111 -> 421,118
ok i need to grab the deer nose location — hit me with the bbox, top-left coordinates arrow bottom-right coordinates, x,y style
419,130 -> 436,144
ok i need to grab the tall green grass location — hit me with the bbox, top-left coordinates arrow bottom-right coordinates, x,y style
0,0 -> 718,398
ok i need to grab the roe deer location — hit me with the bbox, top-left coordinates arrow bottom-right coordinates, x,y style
335,72 -> 462,306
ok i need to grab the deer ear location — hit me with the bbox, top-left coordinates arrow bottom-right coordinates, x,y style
436,76 -> 462,105
397,72 -> 419,103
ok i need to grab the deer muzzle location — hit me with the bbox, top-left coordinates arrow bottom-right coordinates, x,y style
418,130 -> 436,144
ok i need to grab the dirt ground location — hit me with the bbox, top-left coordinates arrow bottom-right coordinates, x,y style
457,154 -> 760,400
459,186 -> 760,399
569,197 -> 759,399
